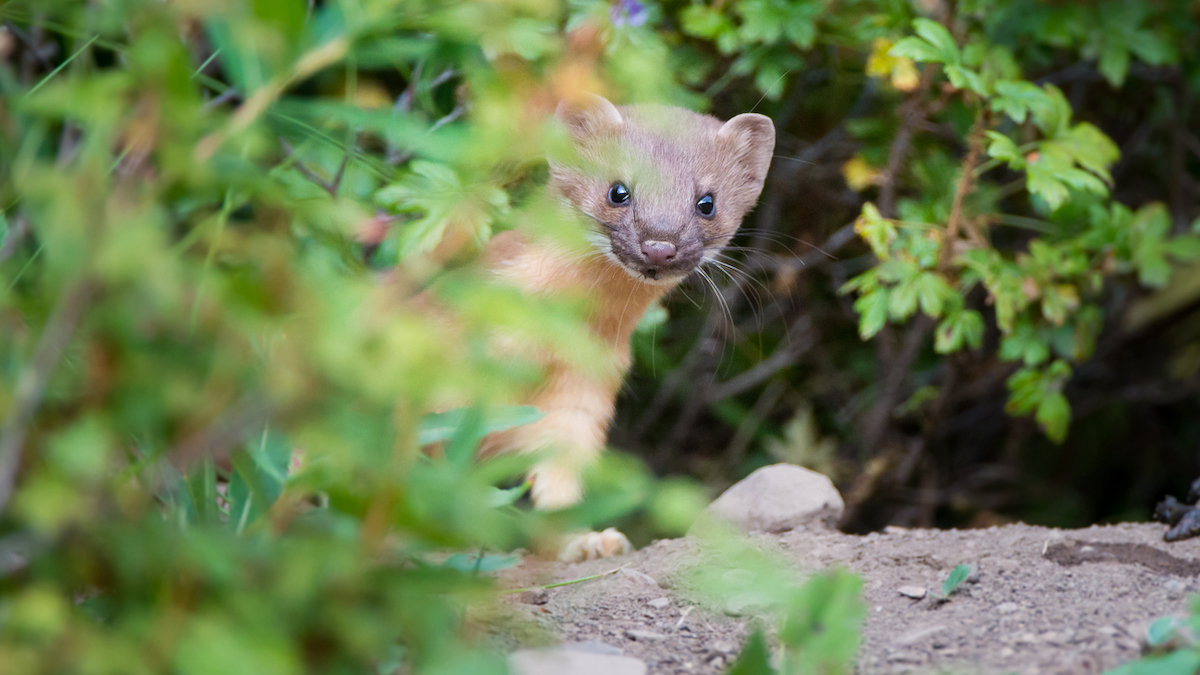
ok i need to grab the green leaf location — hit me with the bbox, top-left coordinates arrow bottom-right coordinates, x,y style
1031,84 -> 1074,138
1048,123 -> 1120,183
945,65 -> 987,95
680,5 -> 735,41
889,37 -> 944,64
853,202 -> 896,259
941,564 -> 971,597
985,131 -> 1024,167
999,322 -> 1050,366
1098,45 -> 1130,87
727,630 -> 774,675
377,161 -> 509,259
1131,203 -> 1175,287
991,80 -> 1044,124
913,18 -> 959,63
1036,391 -> 1071,443
914,272 -> 954,318
780,569 -> 865,672
439,553 -> 521,573
418,406 -> 545,447
1145,616 -> 1183,648
888,277 -> 919,321
935,309 -> 984,354
487,482 -> 530,508
854,289 -> 890,340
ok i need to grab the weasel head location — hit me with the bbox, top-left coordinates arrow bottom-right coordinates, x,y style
550,94 -> 775,285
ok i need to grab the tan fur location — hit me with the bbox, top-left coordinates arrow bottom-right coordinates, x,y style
474,95 -> 775,516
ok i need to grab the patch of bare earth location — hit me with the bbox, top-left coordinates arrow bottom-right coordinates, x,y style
500,522 -> 1200,674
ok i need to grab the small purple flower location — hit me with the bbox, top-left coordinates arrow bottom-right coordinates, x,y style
611,0 -> 648,28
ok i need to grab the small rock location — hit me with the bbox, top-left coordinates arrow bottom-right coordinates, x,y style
710,641 -> 737,654
702,464 -> 844,533
896,625 -> 944,645
509,649 -> 647,675
518,588 -> 550,605
1165,579 -> 1187,601
625,629 -> 667,641
562,641 -> 623,656
989,558 -> 1020,575
620,568 -> 661,588
898,586 -> 927,600
995,602 -> 1019,614
647,597 -> 671,609
886,650 -> 924,664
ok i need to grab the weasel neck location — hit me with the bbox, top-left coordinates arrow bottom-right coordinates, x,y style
486,231 -> 677,349
582,254 -> 675,348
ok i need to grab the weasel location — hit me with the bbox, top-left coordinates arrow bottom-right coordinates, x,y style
474,94 -> 774,561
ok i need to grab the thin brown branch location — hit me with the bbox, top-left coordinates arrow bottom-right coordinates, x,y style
706,316 -> 815,402
168,397 -> 270,471
330,145 -> 352,195
877,65 -> 937,219
0,280 -> 95,515
940,112 -> 987,271
278,137 -> 337,197
724,379 -> 787,469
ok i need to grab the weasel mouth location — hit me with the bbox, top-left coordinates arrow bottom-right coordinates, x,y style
644,268 -> 659,280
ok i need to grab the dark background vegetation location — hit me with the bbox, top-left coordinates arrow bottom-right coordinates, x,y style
609,0 -> 1200,533
1,0 -> 1200,672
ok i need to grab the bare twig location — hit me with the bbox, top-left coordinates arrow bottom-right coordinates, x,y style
939,112 -> 986,270
0,280 -> 95,515
202,87 -> 241,111
278,137 -> 338,197
724,379 -> 788,468
169,396 -> 271,470
706,316 -> 815,402
330,146 -> 352,195
0,216 -> 28,264
878,65 -> 936,219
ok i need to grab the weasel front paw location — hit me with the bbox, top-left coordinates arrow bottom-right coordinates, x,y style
558,527 -> 633,562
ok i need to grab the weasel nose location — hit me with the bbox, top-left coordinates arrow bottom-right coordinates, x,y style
640,240 -> 677,266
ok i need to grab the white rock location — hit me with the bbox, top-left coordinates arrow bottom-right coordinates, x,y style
898,586 -> 927,600
704,464 -> 844,533
509,649 -> 647,675
647,597 -> 671,609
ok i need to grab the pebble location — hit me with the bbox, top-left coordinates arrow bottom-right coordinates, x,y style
509,649 -> 647,675
1165,579 -> 1187,601
625,629 -> 667,641
702,464 -> 845,533
562,641 -> 623,656
710,641 -> 737,654
518,588 -> 549,605
898,586 -> 927,600
896,625 -> 944,645
995,602 -> 1019,614
620,568 -> 661,588
647,597 -> 671,609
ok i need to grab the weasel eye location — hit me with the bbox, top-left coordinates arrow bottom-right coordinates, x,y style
696,193 -> 715,217
608,183 -> 630,205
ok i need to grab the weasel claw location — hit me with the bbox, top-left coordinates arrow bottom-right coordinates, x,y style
558,528 -> 633,563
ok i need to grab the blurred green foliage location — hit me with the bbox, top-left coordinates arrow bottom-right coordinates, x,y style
3,0 -> 1200,672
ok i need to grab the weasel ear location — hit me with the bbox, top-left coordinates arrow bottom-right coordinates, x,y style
718,113 -> 775,188
555,93 -> 623,139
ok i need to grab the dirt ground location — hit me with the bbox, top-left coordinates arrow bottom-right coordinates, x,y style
499,522 -> 1200,674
